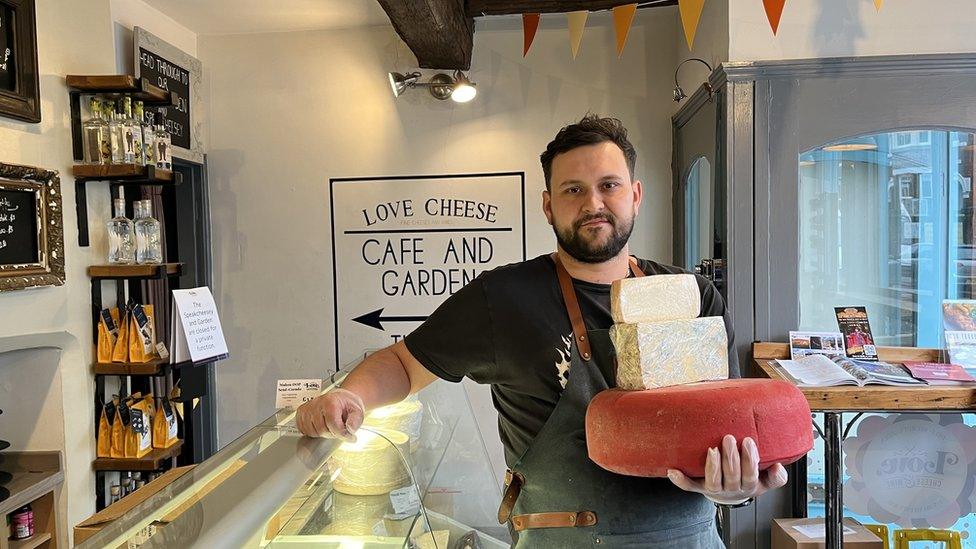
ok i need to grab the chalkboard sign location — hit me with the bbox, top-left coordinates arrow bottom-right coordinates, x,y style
138,47 -> 190,149
0,187 -> 38,266
0,163 -> 64,292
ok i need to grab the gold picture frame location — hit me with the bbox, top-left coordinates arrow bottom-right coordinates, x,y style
0,162 -> 64,291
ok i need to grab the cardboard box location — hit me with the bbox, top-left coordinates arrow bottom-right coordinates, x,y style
771,518 -> 884,549
74,465 -> 195,544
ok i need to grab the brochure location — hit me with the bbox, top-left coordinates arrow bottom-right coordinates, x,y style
901,361 -> 976,385
788,331 -> 846,360
835,306 -> 878,360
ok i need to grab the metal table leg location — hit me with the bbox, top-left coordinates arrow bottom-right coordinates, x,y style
823,412 -> 843,549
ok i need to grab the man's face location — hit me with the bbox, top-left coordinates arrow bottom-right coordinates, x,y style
543,142 -> 642,263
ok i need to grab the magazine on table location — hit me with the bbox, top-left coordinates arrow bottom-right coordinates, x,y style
901,361 -> 976,385
834,306 -> 878,361
945,331 -> 976,376
775,354 -> 926,387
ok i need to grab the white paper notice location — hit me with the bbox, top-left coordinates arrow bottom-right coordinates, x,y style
171,287 -> 229,363
275,379 -> 322,409
792,524 -> 857,539
389,485 -> 421,514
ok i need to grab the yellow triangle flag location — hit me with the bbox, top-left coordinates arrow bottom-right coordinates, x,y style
567,11 -> 588,59
612,4 -> 637,58
679,0 -> 706,50
874,0 -> 883,10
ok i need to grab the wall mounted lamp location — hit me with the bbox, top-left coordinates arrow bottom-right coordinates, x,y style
388,70 -> 477,103
673,58 -> 714,102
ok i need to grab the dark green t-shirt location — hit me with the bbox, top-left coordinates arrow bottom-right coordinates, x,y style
404,254 -> 738,465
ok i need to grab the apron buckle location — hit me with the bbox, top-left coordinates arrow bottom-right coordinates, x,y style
497,469 -> 524,524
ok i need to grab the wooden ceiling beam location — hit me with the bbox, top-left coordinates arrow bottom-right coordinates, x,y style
376,0 -> 474,70
466,0 -> 677,17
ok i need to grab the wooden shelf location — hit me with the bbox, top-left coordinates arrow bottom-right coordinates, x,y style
66,74 -> 176,106
93,358 -> 168,375
93,440 -> 183,472
753,342 -> 976,411
72,164 -> 179,184
87,263 -> 183,280
0,453 -> 63,517
8,532 -> 51,549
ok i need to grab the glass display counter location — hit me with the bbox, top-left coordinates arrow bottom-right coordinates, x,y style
77,367 -> 510,548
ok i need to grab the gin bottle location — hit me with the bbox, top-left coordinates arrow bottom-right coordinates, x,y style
106,198 -> 135,264
135,101 -> 154,166
122,97 -> 143,165
135,199 -> 162,264
82,97 -> 110,164
153,112 -> 172,170
108,99 -> 127,164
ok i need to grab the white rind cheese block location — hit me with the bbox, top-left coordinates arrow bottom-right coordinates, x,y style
611,317 -> 729,390
611,274 -> 701,324
330,429 -> 410,496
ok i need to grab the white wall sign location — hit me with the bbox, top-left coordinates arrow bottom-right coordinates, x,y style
330,173 -> 525,368
844,414 -> 976,528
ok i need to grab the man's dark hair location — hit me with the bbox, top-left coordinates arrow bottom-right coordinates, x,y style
540,114 -> 637,191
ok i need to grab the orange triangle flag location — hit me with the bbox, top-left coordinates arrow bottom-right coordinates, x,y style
523,14 -> 540,57
763,0 -> 786,35
678,0 -> 706,50
567,11 -> 588,59
612,4 -> 637,58
874,0 -> 883,10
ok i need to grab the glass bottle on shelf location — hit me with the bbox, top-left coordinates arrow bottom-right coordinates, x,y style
121,476 -> 132,497
108,99 -> 127,165
106,197 -> 135,265
153,111 -> 172,170
122,97 -> 143,166
135,101 -> 154,166
135,199 -> 163,264
109,484 -> 121,504
83,97 -> 110,165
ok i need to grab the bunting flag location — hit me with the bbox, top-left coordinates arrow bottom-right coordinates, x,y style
612,4 -> 637,58
522,13 -> 541,57
678,0 -> 706,50
873,0 -> 883,10
762,0 -> 786,35
567,10 -> 588,59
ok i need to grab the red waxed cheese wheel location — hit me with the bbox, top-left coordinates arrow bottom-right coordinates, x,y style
586,379 -> 813,478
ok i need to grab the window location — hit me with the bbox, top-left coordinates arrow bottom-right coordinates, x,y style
798,130 -> 976,544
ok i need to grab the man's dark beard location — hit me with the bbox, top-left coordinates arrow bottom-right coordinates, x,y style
553,212 -> 634,263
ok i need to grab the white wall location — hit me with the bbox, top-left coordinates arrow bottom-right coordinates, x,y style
0,1 -> 195,542
199,8 -> 680,477
110,0 -> 198,73
729,0 -> 976,61
0,0 -> 116,542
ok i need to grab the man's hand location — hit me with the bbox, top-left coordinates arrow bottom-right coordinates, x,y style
296,388 -> 365,441
666,435 -> 788,505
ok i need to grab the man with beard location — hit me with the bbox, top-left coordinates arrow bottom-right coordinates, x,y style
297,114 -> 787,547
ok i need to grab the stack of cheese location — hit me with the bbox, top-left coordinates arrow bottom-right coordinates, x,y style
609,274 -> 728,389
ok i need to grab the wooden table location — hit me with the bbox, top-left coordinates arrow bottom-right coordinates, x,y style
753,342 -> 976,549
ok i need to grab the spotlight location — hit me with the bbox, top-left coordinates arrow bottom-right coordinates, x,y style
450,71 -> 477,103
388,71 -> 421,98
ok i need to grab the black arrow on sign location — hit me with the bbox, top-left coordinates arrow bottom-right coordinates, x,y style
352,308 -> 428,331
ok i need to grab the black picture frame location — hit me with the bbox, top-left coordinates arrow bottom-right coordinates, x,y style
0,162 -> 64,291
0,0 -> 39,123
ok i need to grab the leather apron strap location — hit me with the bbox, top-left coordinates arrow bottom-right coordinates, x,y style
498,255 -> 646,532
553,254 -> 644,363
